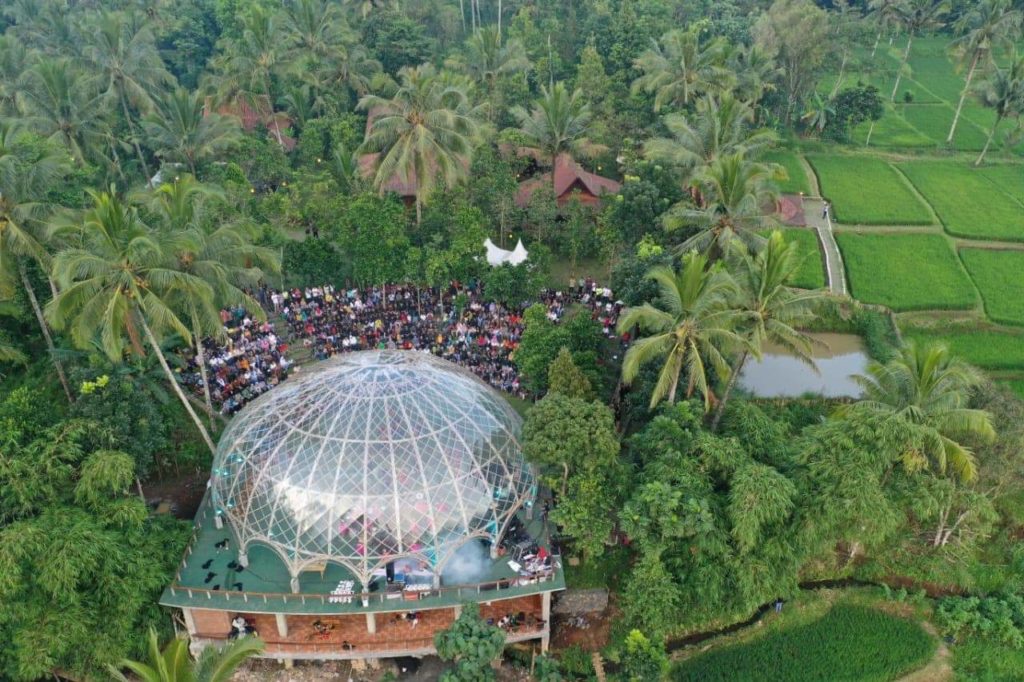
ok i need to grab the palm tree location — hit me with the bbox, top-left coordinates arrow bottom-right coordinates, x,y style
973,51 -> 1024,165
0,35 -> 28,117
82,10 -> 173,181
844,342 -> 993,483
727,43 -> 781,108
206,6 -> 286,146
109,627 -> 264,682
710,231 -> 825,429
868,0 -> 906,59
281,0 -> 348,64
511,81 -> 602,192
142,88 -> 241,176
18,58 -> 109,167
889,0 -> 950,102
947,0 -> 1023,143
447,26 -> 530,117
0,122 -> 74,402
358,64 -> 482,226
145,176 -> 280,419
644,94 -> 778,182
617,251 -> 744,411
666,152 -> 780,258
632,26 -> 733,112
46,189 -> 217,453
801,93 -> 837,135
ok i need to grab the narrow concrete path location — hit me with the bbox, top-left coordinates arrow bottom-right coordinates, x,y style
802,196 -> 848,296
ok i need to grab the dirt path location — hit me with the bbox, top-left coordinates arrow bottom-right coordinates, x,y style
898,622 -> 953,682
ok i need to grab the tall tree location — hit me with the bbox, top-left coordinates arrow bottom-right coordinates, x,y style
710,232 -> 824,430
973,51 -> 1024,165
447,26 -> 530,118
142,88 -> 241,176
18,58 -> 109,169
206,6 -> 287,146
82,10 -> 173,181
947,0 -> 1023,143
511,81 -> 601,192
617,252 -> 743,410
644,94 -> 778,184
145,176 -> 279,419
358,64 -> 482,226
0,123 -> 74,401
109,627 -> 264,682
868,0 -> 906,59
632,26 -> 732,112
844,342 -> 994,482
46,189 -> 217,453
665,153 -> 779,258
888,0 -> 950,102
753,0 -> 830,126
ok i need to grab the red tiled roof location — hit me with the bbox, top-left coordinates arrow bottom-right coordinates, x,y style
515,154 -> 621,208
205,95 -> 296,150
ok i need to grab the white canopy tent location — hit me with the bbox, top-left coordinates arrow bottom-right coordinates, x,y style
484,238 -> 529,267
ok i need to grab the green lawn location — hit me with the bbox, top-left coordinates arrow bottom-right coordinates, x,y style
671,604 -> 935,682
807,155 -> 934,225
898,161 -> 1024,241
959,249 -> 1024,325
836,233 -> 976,311
761,229 -> 827,290
762,150 -> 812,195
900,328 -> 1024,370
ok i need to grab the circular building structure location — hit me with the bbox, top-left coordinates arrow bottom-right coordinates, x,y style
209,350 -> 536,588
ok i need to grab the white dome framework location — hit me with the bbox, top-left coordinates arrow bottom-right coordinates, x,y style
210,350 -> 536,590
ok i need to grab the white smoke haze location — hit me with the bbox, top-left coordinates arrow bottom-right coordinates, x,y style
440,539 -> 490,585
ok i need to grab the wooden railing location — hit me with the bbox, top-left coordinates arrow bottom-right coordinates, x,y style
169,564 -> 560,609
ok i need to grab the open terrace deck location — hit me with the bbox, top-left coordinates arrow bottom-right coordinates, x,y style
161,494 -> 564,615
190,595 -> 546,659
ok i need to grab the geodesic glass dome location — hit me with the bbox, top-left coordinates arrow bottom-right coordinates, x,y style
209,350 -> 536,587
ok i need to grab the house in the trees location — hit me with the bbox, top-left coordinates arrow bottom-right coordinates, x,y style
515,153 -> 621,209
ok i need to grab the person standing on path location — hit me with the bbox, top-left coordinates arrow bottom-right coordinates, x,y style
822,201 -> 830,221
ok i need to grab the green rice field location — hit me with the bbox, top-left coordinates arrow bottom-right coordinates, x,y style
959,249 -> 1024,325
777,229 -> 826,290
671,604 -> 935,682
898,161 -> 1024,241
836,233 -> 976,311
900,328 -> 1024,371
807,155 -> 934,225
762,150 -> 812,195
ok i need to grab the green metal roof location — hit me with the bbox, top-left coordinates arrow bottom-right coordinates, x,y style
160,495 -> 563,615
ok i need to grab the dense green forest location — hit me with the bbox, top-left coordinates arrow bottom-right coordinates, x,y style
2,0 -> 1024,680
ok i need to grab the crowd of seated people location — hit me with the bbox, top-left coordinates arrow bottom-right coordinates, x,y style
179,306 -> 292,415
177,278 -> 622,411
272,280 -> 623,399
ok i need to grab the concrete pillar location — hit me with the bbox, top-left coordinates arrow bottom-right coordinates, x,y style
283,658 -> 294,670
453,604 -> 462,620
433,572 -> 441,589
275,613 -> 288,637
238,552 -> 249,569
490,541 -> 499,560
182,608 -> 197,635
366,612 -> 377,634
541,591 -> 552,652
290,576 -> 300,594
